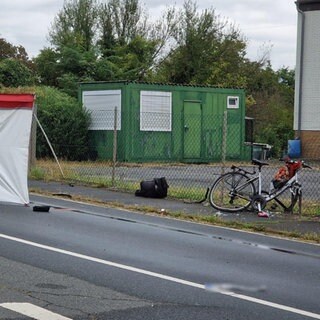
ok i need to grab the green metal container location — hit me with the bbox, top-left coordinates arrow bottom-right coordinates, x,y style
79,81 -> 246,163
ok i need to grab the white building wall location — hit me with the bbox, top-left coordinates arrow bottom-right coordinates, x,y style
294,10 -> 320,131
294,12 -> 302,130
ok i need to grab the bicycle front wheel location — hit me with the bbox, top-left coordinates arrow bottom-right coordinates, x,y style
209,172 -> 256,212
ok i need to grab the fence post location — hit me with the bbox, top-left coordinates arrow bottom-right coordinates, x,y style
112,106 -> 118,187
33,113 -> 65,179
221,110 -> 228,174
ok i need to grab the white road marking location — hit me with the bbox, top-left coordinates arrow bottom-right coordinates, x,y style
0,302 -> 72,320
1,233 -> 319,319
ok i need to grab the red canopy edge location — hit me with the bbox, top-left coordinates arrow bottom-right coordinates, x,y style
0,94 -> 35,109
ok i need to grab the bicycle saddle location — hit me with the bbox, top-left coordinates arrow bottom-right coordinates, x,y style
252,159 -> 269,167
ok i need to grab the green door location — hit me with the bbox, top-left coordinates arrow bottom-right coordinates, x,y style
183,101 -> 202,159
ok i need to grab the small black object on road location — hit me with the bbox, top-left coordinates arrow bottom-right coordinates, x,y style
33,205 -> 50,212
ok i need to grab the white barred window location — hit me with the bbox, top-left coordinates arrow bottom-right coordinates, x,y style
140,91 -> 172,131
227,96 -> 239,109
82,90 -> 121,130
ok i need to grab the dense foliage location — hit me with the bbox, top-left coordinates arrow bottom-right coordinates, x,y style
0,0 -> 295,158
0,85 -> 91,160
35,86 -> 91,161
245,66 -> 295,157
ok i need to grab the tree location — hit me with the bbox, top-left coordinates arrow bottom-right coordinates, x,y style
98,0 -> 147,50
277,67 -> 295,106
34,48 -> 60,87
34,46 -> 97,96
0,37 -> 30,63
98,0 -> 176,79
250,91 -> 294,157
41,0 -> 171,89
153,0 -> 247,86
0,59 -> 35,87
46,0 -> 100,93
49,0 -> 99,52
99,35 -> 158,80
245,65 -> 295,157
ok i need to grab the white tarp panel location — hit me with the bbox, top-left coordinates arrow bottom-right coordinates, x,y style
0,94 -> 34,205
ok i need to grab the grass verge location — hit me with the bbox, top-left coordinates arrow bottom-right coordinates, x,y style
29,161 -> 320,218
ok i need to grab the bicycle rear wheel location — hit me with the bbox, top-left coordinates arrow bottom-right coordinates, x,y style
209,172 -> 256,212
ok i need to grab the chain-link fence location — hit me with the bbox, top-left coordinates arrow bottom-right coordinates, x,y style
31,109 -> 320,216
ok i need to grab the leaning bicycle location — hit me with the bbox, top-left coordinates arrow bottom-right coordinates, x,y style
209,158 -> 312,213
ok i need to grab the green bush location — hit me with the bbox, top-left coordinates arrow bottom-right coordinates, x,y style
0,59 -> 35,87
35,86 -> 91,161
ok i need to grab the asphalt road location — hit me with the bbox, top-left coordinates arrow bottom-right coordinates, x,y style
0,195 -> 319,319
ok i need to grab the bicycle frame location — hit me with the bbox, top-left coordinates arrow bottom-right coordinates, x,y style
265,172 -> 300,202
232,163 -> 302,212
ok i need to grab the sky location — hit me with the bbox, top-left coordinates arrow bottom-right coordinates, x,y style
0,0 -> 298,70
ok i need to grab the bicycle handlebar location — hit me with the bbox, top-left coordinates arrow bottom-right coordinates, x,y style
302,163 -> 312,169
279,157 -> 312,170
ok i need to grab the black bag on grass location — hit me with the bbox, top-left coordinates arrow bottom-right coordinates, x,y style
135,177 -> 169,198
